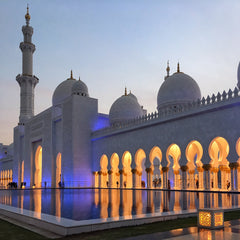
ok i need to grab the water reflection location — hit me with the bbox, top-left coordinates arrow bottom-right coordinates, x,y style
0,189 -> 239,221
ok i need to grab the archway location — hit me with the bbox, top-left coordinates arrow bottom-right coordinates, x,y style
34,146 -> 42,188
110,153 -> 120,188
56,153 -> 62,187
122,151 -> 132,188
100,155 -> 108,188
166,144 -> 181,189
209,137 -> 229,190
135,149 -> 147,188
149,146 -> 162,188
235,138 -> 240,190
186,140 -> 203,190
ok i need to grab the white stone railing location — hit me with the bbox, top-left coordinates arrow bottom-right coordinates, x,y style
92,87 -> 240,137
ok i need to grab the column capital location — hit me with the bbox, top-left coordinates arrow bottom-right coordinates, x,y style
92,171 -> 98,176
203,164 -> 211,171
98,171 -> 102,175
145,167 -> 153,173
119,169 -> 124,175
197,167 -> 204,172
180,165 -> 188,172
162,167 -> 169,172
211,167 -> 219,173
173,170 -> 180,175
131,169 -> 137,174
189,170 -> 195,174
219,165 -> 228,171
229,162 -> 239,169
108,170 -> 113,175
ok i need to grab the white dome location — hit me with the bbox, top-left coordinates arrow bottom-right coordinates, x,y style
157,72 -> 201,110
72,79 -> 89,97
109,93 -> 143,125
52,78 -> 76,105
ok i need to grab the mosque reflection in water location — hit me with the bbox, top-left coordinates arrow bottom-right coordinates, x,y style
0,189 -> 238,221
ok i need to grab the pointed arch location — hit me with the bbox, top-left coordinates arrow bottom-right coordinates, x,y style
122,151 -> 132,188
56,153 -> 62,187
135,148 -> 147,188
186,140 -> 203,170
34,146 -> 42,188
110,153 -> 120,188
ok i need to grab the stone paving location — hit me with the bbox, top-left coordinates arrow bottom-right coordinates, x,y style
121,219 -> 240,240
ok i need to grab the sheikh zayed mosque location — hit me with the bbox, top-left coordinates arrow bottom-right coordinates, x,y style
1,8 -> 240,192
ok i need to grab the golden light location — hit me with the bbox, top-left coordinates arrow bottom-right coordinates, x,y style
198,209 -> 224,229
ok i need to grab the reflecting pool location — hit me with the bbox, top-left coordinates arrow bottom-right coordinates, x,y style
0,189 -> 239,221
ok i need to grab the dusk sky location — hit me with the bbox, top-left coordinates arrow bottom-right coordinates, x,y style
1,0 -> 240,144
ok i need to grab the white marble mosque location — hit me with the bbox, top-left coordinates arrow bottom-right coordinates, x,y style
1,8 -> 240,192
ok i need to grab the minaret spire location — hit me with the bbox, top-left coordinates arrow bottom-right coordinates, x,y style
177,62 -> 180,73
16,7 -> 39,125
70,70 -> 73,79
164,61 -> 170,80
25,4 -> 30,26
125,87 -> 127,96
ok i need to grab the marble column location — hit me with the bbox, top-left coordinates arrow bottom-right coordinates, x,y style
236,166 -> 240,191
188,170 -> 195,190
203,164 -> 211,190
197,167 -> 204,190
119,170 -> 124,188
131,169 -> 137,188
211,167 -> 219,190
219,165 -> 227,190
173,170 -> 180,189
146,168 -> 153,189
98,171 -> 102,188
108,170 -> 112,188
180,165 -> 188,190
229,163 -> 236,191
162,167 -> 169,189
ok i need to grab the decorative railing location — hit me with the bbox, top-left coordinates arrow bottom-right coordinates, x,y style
92,87 -> 240,137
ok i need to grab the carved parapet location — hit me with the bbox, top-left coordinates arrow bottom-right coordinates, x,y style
211,167 -> 219,173
16,74 -> 39,87
145,168 -> 153,173
108,170 -> 113,175
162,167 -> 169,172
203,164 -> 211,171
180,165 -> 188,172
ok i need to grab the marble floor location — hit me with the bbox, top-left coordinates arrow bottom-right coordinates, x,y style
122,219 -> 240,240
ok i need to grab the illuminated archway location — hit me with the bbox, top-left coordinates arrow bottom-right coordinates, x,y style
186,140 -> 203,189
122,151 -> 132,188
110,153 -> 120,188
100,154 -> 108,188
209,137 -> 229,190
56,153 -> 62,187
166,144 -> 181,189
135,149 -> 147,188
34,146 -> 42,188
149,146 -> 162,188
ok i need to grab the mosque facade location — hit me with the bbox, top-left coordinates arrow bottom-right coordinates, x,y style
1,9 -> 240,192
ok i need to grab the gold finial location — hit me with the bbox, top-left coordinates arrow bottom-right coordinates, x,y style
177,62 -> 180,73
166,60 -> 170,77
25,4 -> 31,25
125,87 -> 127,96
70,70 -> 73,79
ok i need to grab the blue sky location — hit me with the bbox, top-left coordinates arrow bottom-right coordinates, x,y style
1,0 -> 240,144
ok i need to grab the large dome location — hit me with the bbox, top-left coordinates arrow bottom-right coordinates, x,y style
109,92 -> 143,125
157,71 -> 201,110
52,78 -> 76,105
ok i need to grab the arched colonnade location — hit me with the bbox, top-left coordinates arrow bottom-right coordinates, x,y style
94,137 -> 240,191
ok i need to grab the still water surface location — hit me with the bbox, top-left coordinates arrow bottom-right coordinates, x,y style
0,189 -> 238,221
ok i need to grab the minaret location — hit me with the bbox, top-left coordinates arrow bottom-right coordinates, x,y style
16,6 -> 39,125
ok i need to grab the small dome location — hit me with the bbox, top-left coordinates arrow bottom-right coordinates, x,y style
157,71 -> 201,110
71,78 -> 89,97
109,92 -> 143,125
52,78 -> 76,105
128,92 -> 138,102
